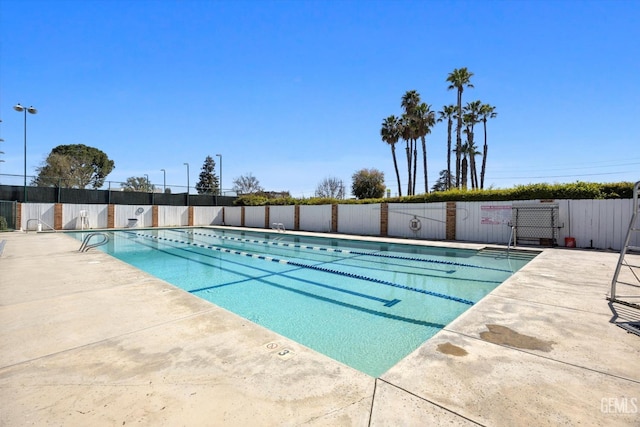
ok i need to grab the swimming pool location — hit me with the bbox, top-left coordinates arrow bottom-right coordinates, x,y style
70,227 -> 537,377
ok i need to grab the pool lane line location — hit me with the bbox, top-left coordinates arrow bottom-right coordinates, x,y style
170,230 -> 502,287
183,230 -> 512,273
126,235 -> 409,323
130,232 -> 402,307
176,229 -> 457,276
135,231 -> 475,306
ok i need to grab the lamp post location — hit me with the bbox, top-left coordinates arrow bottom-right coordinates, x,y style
216,153 -> 222,196
184,162 -> 190,205
160,169 -> 166,193
13,104 -> 37,202
144,174 -> 149,192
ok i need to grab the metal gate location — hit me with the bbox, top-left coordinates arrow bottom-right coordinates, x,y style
511,203 -> 561,246
0,200 -> 17,230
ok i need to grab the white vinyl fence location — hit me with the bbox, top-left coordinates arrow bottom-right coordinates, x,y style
193,206 -> 224,226
299,205 -> 332,232
18,198 -> 640,250
269,206 -> 295,230
387,202 -> 447,240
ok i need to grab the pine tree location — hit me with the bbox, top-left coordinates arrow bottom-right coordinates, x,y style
195,155 -> 219,194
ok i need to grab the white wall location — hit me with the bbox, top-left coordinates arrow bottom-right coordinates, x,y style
268,206 -> 295,230
299,205 -> 332,232
193,206 -> 224,226
21,203 -> 55,230
158,206 -> 188,227
224,206 -> 242,226
244,206 -> 265,228
17,199 -> 640,251
564,199 -> 639,250
337,204 -> 380,236
115,205 -> 152,228
387,202 -> 447,239
456,201 -> 514,244
62,204 -> 108,230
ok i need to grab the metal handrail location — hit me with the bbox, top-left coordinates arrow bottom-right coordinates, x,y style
79,232 -> 110,252
25,218 -> 56,232
609,180 -> 640,308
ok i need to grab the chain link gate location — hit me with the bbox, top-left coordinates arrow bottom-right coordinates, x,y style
510,203 -> 562,246
0,200 -> 17,231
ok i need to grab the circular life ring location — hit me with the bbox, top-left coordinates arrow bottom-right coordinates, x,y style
136,207 -> 144,215
409,217 -> 422,232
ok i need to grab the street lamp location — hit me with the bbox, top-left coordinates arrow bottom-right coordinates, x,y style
144,173 -> 149,192
160,169 -> 166,193
184,162 -> 189,205
216,153 -> 222,196
13,103 -> 37,202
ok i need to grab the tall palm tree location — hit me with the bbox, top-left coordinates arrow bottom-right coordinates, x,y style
414,102 -> 435,193
401,90 -> 421,195
463,101 -> 482,189
446,67 -> 474,189
438,104 -> 456,190
381,115 -> 403,197
400,113 -> 417,196
479,103 -> 497,189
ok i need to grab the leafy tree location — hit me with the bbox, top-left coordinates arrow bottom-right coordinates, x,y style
431,169 -> 456,192
232,173 -> 263,195
479,103 -> 497,189
121,176 -> 155,192
446,67 -> 474,189
315,177 -> 345,199
380,115 -> 402,197
33,144 -> 114,189
438,104 -> 457,190
351,168 -> 385,199
195,155 -> 220,195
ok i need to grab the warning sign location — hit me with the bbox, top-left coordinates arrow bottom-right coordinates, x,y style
481,205 -> 512,225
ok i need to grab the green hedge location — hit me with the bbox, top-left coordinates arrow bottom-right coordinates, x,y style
233,181 -> 637,206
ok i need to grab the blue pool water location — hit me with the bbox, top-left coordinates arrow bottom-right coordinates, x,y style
70,227 -> 536,377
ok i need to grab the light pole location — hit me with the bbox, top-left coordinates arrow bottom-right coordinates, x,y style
184,162 -> 189,205
216,153 -> 222,196
13,104 -> 37,202
160,169 -> 166,193
144,173 -> 149,192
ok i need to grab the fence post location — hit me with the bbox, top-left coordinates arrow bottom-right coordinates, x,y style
54,203 -> 63,230
380,202 -> 388,237
446,201 -> 457,240
331,204 -> 338,233
107,204 -> 115,228
152,205 -> 159,227
265,206 -> 270,229
294,205 -> 300,230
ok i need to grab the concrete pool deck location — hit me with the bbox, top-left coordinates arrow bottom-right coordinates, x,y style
0,229 -> 639,426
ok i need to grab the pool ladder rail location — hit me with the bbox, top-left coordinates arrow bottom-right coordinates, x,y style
79,232 -> 110,252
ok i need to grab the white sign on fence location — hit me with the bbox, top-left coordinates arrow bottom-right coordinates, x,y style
480,205 -> 512,225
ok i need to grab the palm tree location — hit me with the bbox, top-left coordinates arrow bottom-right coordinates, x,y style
400,113 -> 417,196
414,102 -> 435,193
381,115 -> 403,197
446,68 -> 474,189
479,103 -> 497,189
463,101 -> 482,189
438,104 -> 456,190
401,90 -> 421,195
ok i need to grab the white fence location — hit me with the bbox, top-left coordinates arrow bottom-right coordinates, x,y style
299,205 -> 332,232
18,199 -> 640,250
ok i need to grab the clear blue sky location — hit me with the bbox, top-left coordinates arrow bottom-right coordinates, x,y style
1,0 -> 638,197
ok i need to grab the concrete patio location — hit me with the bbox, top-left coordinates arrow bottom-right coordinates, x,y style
0,230 -> 638,426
